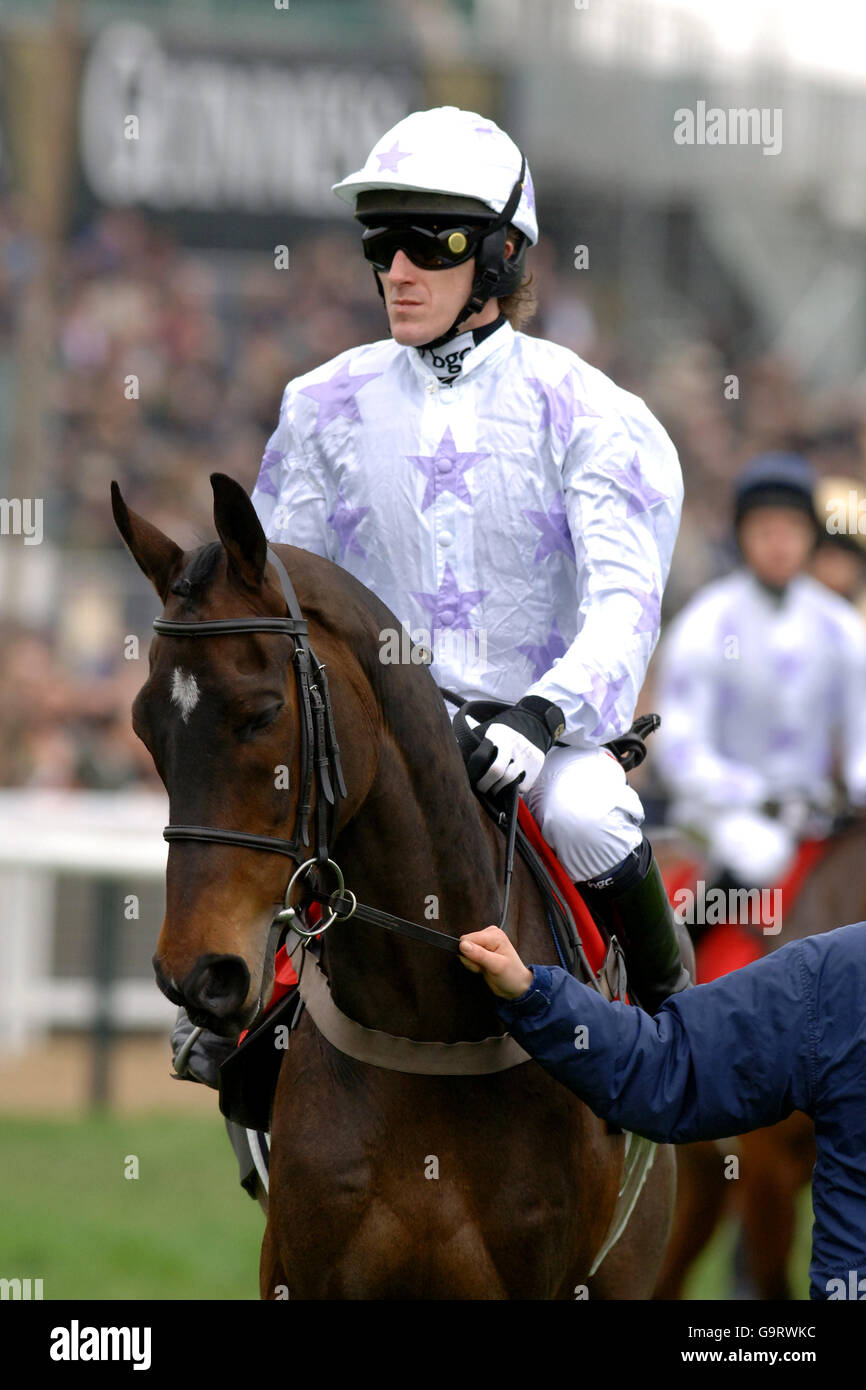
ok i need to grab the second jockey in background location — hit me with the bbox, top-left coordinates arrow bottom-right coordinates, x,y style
655,452 -> 866,892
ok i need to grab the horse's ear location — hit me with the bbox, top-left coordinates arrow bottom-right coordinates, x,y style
111,481 -> 184,602
211,473 -> 268,592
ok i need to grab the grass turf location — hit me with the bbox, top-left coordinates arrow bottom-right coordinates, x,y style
0,1114 -> 812,1300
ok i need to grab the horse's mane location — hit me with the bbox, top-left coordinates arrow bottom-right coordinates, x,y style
284,544 -> 457,743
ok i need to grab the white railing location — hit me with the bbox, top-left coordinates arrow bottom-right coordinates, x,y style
0,789 -> 172,1053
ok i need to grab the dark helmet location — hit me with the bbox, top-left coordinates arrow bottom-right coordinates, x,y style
733,453 -> 819,531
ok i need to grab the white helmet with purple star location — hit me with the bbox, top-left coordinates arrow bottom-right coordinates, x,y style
332,105 -> 538,246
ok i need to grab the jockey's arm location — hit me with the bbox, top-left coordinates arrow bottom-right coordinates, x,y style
654,598 -> 770,809
250,381 -> 335,558
521,409 -> 682,746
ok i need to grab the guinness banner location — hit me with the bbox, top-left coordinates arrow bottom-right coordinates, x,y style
75,22 -> 420,240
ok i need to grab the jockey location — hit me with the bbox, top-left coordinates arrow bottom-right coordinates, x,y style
254,105 -> 692,1006
655,452 -> 866,892
172,105 -> 693,1087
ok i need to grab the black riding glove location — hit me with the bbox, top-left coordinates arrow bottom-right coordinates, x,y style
465,695 -> 566,796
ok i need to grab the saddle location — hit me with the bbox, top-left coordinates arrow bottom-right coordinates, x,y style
218,699 -> 658,1132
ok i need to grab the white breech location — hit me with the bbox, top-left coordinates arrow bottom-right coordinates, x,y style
671,803 -> 797,886
524,744 -> 645,881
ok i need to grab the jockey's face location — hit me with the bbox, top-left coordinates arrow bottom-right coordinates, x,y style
738,506 -> 816,589
377,238 -> 514,346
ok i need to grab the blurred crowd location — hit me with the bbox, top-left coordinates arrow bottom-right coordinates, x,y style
1,195 -> 865,791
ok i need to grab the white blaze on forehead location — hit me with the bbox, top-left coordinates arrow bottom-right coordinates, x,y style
170,667 -> 200,722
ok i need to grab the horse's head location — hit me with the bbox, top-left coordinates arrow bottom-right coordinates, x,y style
112,473 -> 346,1036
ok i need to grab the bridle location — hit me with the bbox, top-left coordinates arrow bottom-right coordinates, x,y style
153,548 -> 490,951
155,548 -> 346,876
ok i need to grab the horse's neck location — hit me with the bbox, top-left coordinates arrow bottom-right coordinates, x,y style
320,722 -> 511,1042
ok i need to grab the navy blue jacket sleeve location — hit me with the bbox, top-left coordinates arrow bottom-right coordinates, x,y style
495,937 -> 816,1144
798,924 -> 866,1297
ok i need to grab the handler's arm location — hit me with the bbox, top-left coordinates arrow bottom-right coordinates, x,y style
494,943 -> 815,1144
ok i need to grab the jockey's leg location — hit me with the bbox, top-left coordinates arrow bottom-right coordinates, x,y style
709,809 -> 796,888
526,744 -> 694,1013
668,803 -> 797,946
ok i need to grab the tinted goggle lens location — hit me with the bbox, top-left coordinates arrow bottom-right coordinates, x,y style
360,224 -> 481,271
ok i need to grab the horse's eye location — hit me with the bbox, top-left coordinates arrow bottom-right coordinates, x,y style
239,704 -> 283,738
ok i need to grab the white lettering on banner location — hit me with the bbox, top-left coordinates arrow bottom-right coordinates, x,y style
80,24 -> 412,213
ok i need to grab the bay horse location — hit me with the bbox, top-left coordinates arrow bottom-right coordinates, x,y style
112,472 -> 675,1300
654,821 -> 866,1300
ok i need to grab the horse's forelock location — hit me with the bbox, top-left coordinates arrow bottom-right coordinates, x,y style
169,542 -> 223,600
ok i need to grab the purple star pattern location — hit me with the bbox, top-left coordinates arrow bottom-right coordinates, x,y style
406,427 -> 490,512
518,619 -> 567,680
767,726 -> 801,753
299,361 -> 381,435
577,669 -> 630,738
772,650 -> 803,680
376,141 -> 411,174
632,581 -> 661,635
604,453 -> 669,516
663,740 -> 694,772
716,679 -> 740,714
327,488 -> 369,561
523,496 -> 575,563
254,446 -> 282,498
666,670 -> 693,701
411,562 -> 488,631
527,373 -> 599,449
523,167 -> 535,214
825,671 -> 845,718
820,612 -> 843,648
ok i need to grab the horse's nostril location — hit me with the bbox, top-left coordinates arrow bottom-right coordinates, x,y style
182,954 -> 251,1021
153,956 -> 186,1007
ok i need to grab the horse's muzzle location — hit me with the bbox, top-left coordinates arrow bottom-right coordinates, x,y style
153,952 -> 254,1036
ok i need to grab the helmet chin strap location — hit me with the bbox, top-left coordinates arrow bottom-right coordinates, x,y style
414,304 -> 487,352
373,154 -> 527,352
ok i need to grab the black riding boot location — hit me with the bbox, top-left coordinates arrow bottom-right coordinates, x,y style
579,837 -> 695,1015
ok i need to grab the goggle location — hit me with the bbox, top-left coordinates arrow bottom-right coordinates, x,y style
360,222 -> 488,272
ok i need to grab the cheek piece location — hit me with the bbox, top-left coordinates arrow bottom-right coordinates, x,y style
365,154 -> 528,351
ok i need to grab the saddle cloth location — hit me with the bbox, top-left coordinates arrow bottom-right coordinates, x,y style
662,838 -> 830,983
